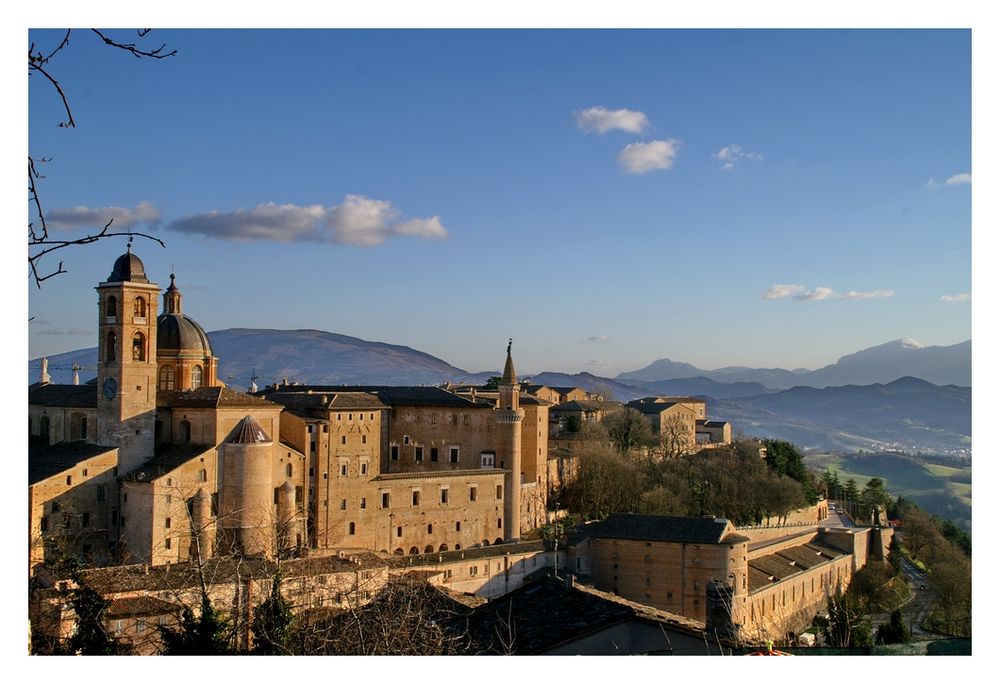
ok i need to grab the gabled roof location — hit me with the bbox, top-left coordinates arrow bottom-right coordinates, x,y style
746,539 -> 847,592
29,384 -> 97,409
581,513 -> 738,545
158,386 -> 279,409
28,441 -> 116,485
120,442 -> 215,482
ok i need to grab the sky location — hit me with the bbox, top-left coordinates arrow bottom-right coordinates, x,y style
24,24 -> 974,377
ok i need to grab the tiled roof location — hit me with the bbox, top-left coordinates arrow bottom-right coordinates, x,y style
550,400 -> 606,413
263,390 -> 388,411
581,513 -> 733,545
384,540 -> 546,568
120,442 -> 214,482
28,442 -> 116,485
262,385 -> 492,409
226,415 -> 271,444
105,596 -> 183,618
29,383 -> 97,408
746,539 -> 847,593
157,386 -> 279,409
468,576 -> 707,654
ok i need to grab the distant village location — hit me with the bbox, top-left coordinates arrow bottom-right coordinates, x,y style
28,249 -> 897,655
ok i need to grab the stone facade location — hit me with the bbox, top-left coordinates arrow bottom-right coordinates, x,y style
29,251 -> 548,574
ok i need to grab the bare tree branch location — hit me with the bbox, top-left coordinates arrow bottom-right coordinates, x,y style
28,29 -> 175,286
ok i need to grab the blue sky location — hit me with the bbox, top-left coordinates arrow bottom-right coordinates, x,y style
26,27 -> 972,376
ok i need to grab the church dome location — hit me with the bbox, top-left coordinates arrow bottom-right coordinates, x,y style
156,274 -> 214,358
107,249 -> 150,283
157,312 -> 214,357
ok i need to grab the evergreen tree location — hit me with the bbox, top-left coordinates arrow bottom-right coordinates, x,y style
159,593 -> 235,655
64,576 -> 132,655
251,575 -> 294,655
875,609 -> 911,645
844,478 -> 860,502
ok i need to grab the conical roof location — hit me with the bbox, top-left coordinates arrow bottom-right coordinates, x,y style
501,340 -> 517,385
226,415 -> 272,444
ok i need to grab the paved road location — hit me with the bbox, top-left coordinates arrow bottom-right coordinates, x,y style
820,507 -> 856,528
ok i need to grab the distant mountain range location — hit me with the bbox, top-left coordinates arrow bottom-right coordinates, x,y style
29,330 -> 972,454
617,338 -> 971,389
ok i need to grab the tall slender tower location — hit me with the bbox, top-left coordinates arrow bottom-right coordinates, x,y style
95,246 -> 160,474
497,339 -> 523,541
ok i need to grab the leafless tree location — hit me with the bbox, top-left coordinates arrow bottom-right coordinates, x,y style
29,30 -> 174,287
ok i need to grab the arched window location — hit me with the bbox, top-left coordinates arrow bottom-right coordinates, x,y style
131,332 -> 145,361
198,468 -> 207,482
439,544 -> 449,552
409,546 -> 419,555
106,331 -> 117,362
285,463 -> 292,478
191,365 -> 203,389
133,296 -> 146,319
424,545 -> 434,554
159,365 -> 175,390
106,295 -> 117,322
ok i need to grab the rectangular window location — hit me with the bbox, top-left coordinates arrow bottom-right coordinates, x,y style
396,526 -> 402,538
362,435 -> 367,444
456,521 -> 461,532
165,537 -> 172,550
360,498 -> 366,510
391,445 -> 399,461
498,518 -> 503,529
403,435 -> 410,445
415,447 -> 423,462
340,499 -> 347,510
440,489 -> 449,504
381,492 -> 390,509
340,464 -> 348,476
165,517 -> 171,529
66,475 -> 72,486
361,462 -> 368,475
469,486 -> 477,502
496,485 -> 503,500
348,522 -> 355,535
82,512 -> 90,528
412,491 -> 420,507
449,447 -> 459,464
341,436 -> 347,445
430,447 -> 438,462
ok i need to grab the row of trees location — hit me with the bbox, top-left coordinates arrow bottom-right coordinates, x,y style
890,497 -> 971,637
562,429 -> 811,526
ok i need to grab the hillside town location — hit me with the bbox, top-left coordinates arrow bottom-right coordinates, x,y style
26,250 -> 969,656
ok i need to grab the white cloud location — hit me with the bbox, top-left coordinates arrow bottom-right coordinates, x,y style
583,335 -> 610,344
574,106 -> 649,134
393,216 -> 448,240
762,284 -> 895,301
713,144 -> 763,171
926,173 -> 970,190
940,293 -> 970,302
168,196 -> 448,247
617,139 -> 680,174
761,284 -> 807,300
47,201 -> 161,231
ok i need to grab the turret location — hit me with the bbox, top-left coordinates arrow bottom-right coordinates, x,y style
496,339 -> 523,542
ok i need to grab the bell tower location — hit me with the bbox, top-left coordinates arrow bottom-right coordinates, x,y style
496,339 -> 523,542
96,245 -> 160,474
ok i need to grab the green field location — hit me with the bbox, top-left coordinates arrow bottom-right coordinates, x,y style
804,452 -> 972,529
